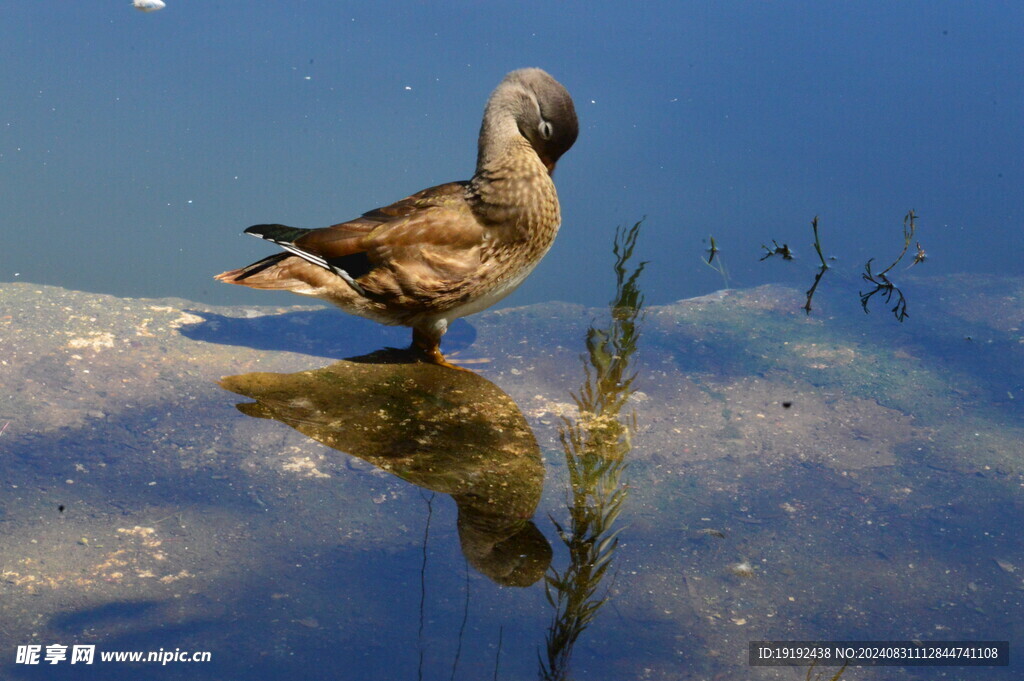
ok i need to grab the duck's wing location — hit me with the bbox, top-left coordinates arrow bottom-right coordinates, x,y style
288,181 -> 478,261
219,182 -> 486,301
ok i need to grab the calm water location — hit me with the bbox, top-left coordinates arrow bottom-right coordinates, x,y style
2,2 -> 1023,680
1,2 -> 1022,307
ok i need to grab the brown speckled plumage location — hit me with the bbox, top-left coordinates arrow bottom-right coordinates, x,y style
216,68 -> 577,367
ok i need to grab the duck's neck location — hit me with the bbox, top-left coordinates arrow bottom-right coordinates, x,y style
470,87 -> 557,234
474,109 -> 549,188
476,120 -> 520,173
475,84 -> 530,174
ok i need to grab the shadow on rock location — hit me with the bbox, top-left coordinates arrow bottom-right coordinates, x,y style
179,308 -> 476,360
48,600 -> 164,634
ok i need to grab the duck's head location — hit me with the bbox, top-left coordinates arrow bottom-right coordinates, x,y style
478,68 -> 579,174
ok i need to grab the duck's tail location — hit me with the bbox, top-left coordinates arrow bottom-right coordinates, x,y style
215,224 -> 367,295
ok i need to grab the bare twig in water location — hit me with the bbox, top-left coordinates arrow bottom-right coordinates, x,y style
760,239 -> 794,261
809,215 -> 829,269
760,217 -> 831,315
803,215 -> 830,315
860,209 -> 922,321
879,209 -> 917,277
0,422 -> 9,438
860,258 -> 909,321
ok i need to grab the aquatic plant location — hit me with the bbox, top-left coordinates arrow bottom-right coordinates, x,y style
758,210 -> 924,320
704,235 -> 720,264
912,240 -> 927,266
540,220 -> 646,680
803,215 -> 831,314
860,209 -> 921,321
760,239 -> 794,261
758,216 -> 831,313
701,234 -> 730,288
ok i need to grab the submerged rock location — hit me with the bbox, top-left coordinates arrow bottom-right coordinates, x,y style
1,276 -> 1023,679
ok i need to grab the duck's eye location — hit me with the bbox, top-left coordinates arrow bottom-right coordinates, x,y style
538,120 -> 554,140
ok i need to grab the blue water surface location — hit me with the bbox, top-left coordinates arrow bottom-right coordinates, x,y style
2,1 -> 1021,308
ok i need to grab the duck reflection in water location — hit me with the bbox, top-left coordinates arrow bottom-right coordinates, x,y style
219,350 -> 550,587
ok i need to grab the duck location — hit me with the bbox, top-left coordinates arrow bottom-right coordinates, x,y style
216,68 -> 578,368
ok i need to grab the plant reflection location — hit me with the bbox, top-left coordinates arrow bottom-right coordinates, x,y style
806,658 -> 850,680
540,221 -> 646,680
219,356 -> 551,587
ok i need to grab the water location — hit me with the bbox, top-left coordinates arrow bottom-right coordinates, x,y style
2,2 -> 1022,308
2,3 -> 1023,679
